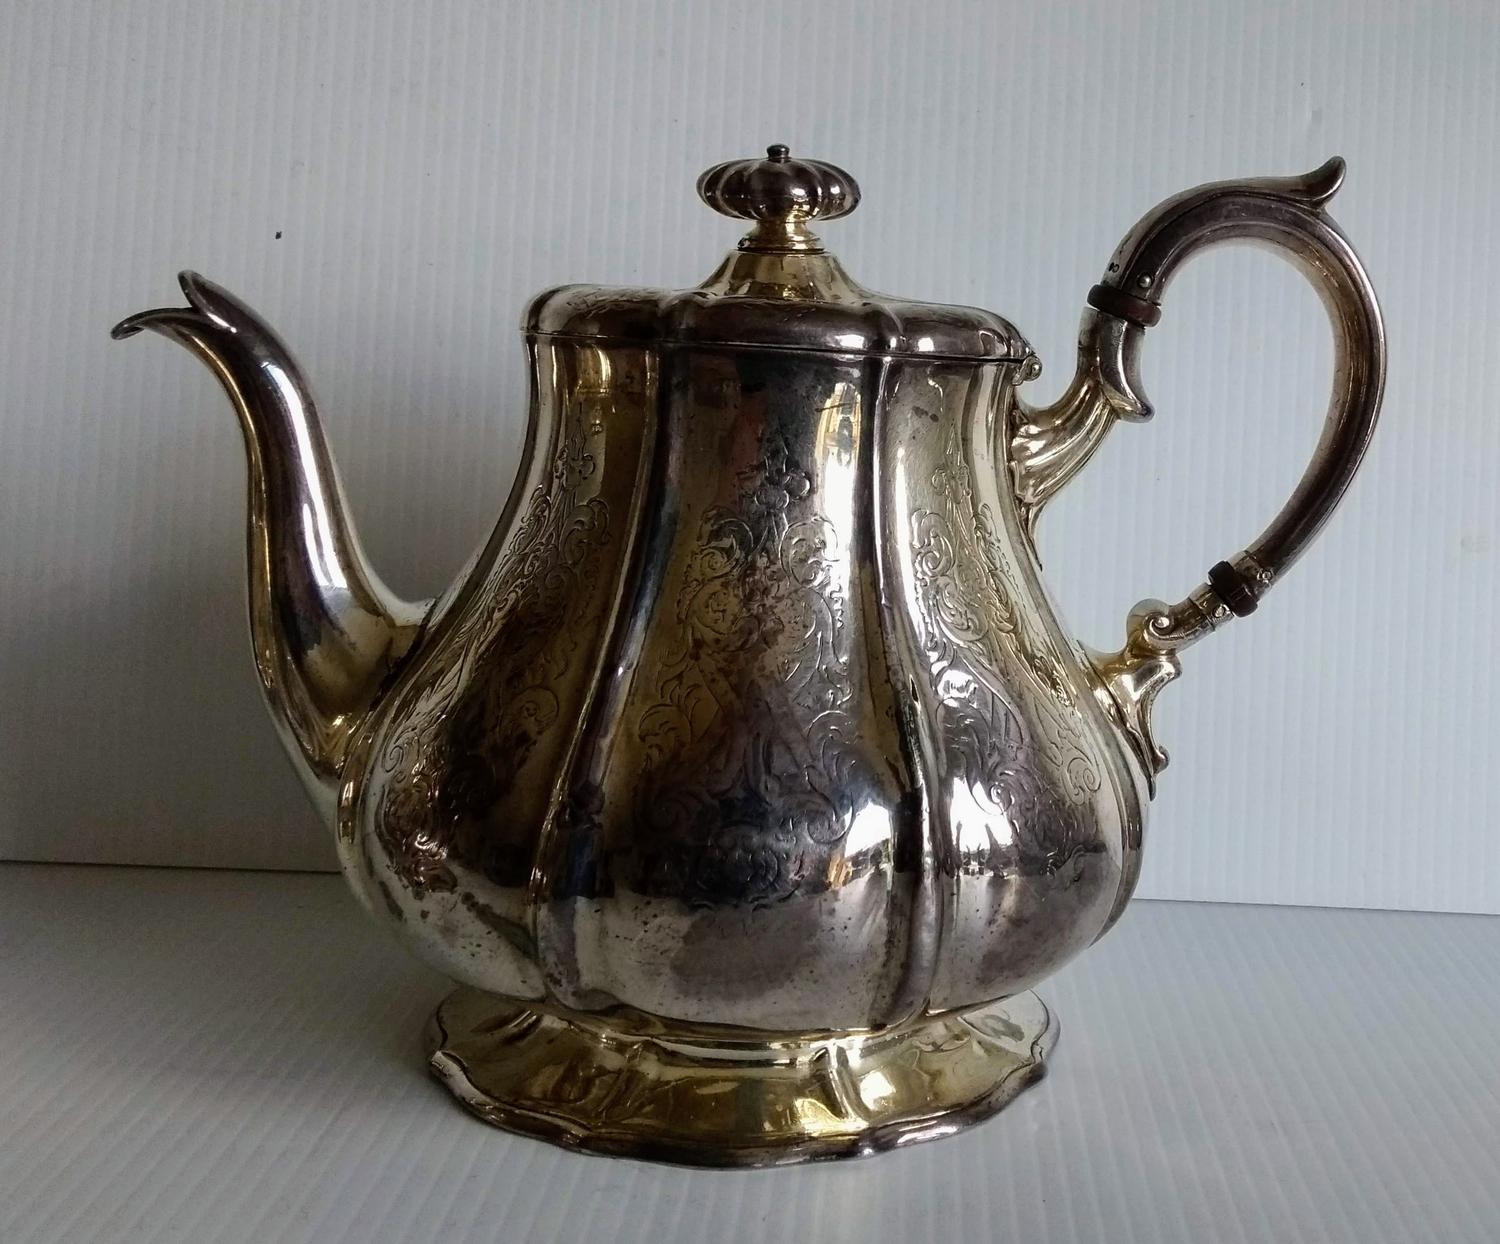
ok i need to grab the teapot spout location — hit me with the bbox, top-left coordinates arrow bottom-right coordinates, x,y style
113,272 -> 429,821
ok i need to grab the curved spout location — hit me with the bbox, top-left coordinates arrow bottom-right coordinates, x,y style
113,272 -> 429,820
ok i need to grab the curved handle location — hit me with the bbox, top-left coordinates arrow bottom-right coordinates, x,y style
1015,159 -> 1386,782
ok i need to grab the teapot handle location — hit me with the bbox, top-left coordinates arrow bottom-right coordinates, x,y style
1011,158 -> 1385,781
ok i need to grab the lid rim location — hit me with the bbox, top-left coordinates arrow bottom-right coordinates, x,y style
524,276 -> 1034,365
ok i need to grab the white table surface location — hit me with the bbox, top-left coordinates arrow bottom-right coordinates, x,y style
2,863 -> 1496,1243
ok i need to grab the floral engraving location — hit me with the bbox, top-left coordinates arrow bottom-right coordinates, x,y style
632,432 -> 862,907
910,427 -> 1100,867
374,412 -> 611,895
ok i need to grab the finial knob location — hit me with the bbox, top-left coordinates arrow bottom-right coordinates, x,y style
696,146 -> 861,252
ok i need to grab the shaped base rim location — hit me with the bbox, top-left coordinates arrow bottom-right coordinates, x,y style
424,986 -> 1057,1168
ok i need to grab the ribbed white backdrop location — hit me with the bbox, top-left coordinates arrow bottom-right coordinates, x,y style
0,0 -> 1494,910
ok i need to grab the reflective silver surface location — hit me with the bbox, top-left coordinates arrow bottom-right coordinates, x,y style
112,277 -> 428,823
112,146 -> 1384,1164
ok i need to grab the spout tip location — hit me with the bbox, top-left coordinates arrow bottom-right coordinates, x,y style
110,315 -> 148,340
109,272 -> 229,342
110,306 -> 202,340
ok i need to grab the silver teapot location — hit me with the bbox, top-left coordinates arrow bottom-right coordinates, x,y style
114,145 -> 1384,1166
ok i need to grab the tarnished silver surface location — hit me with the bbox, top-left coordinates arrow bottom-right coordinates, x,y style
112,147 -> 1384,1165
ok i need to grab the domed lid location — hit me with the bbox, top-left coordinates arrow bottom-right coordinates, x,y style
525,145 -> 1032,363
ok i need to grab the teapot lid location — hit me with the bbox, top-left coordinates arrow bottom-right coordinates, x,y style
524,145 -> 1032,364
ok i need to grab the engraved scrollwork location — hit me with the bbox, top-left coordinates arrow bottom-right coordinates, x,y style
910,423 -> 1101,867
973,501 -> 1102,802
373,410 -> 611,895
634,433 -> 861,907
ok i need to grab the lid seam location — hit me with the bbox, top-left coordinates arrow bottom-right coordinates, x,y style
525,330 -> 1028,364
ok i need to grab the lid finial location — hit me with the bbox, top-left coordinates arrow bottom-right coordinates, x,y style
697,146 -> 861,253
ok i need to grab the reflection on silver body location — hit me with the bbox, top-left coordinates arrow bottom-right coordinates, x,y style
114,145 -> 1384,1165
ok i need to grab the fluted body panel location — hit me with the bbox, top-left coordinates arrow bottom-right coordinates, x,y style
344,340 -> 657,996
876,359 -> 1143,1010
533,348 -> 927,1032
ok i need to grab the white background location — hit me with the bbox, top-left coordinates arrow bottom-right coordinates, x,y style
1,0 -> 1494,912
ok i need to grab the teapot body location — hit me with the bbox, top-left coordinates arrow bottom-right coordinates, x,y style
342,311 -> 1147,1033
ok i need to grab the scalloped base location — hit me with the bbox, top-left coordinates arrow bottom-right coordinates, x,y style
424,987 -> 1057,1168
